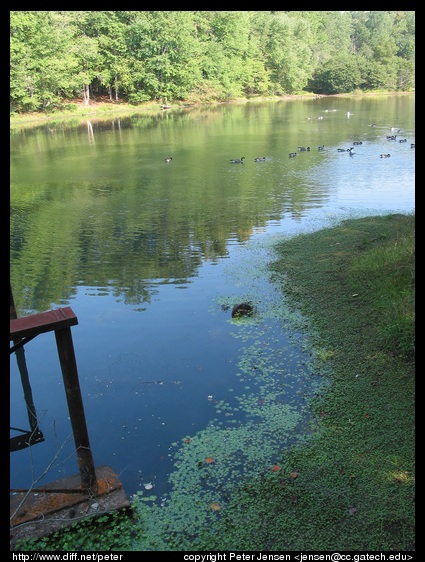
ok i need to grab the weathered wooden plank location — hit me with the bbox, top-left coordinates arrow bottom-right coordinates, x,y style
10,307 -> 78,340
10,466 -> 131,547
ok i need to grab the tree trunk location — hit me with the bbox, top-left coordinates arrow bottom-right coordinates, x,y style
83,84 -> 90,106
114,77 -> 119,102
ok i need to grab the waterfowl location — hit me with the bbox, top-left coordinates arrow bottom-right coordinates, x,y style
297,146 -> 310,151
386,135 -> 397,140
254,157 -> 266,162
411,143 -> 415,148
289,152 -> 297,158
353,141 -> 363,146
230,157 -> 245,163
337,147 -> 354,152
165,157 -> 173,163
380,154 -> 391,158
317,145 -> 325,151
398,138 -> 407,143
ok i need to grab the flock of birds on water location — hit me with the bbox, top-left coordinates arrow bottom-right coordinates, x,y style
164,124 -> 414,164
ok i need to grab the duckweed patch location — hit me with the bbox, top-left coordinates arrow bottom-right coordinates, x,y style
126,238 -> 330,549
129,214 -> 414,552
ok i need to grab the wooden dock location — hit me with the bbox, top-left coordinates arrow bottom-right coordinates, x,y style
10,292 -> 131,548
10,465 -> 130,547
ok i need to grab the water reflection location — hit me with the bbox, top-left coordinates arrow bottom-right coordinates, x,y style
10,96 -> 415,499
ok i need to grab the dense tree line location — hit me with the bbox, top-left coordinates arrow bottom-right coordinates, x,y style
10,11 -> 415,114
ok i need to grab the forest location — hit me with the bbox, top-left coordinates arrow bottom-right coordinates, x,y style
10,11 -> 415,114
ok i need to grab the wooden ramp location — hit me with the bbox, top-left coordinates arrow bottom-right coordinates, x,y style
10,465 -> 130,547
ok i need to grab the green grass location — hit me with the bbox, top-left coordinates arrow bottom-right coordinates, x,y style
12,213 -> 415,551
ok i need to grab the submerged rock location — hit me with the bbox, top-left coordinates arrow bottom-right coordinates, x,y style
232,302 -> 254,318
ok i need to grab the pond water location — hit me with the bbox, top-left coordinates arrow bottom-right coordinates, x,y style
10,95 -> 415,504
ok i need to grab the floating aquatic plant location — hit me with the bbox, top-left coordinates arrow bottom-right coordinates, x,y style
130,237 -> 329,549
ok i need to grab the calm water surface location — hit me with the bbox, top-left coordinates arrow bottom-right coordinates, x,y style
10,96 -> 415,502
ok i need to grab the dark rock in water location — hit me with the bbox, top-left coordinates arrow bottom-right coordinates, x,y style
232,302 -> 254,318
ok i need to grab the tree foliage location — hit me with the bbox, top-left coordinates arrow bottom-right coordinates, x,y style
10,11 -> 415,114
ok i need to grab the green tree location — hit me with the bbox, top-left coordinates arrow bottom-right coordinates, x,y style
60,12 -> 102,106
355,11 -> 414,91
358,57 -> 394,90
10,11 -> 415,113
296,11 -> 353,65
78,12 -> 133,102
309,54 -> 362,94
196,11 -> 253,99
260,12 -> 314,94
10,11 -> 39,113
11,11 -> 79,112
125,11 -> 203,103
394,11 -> 415,60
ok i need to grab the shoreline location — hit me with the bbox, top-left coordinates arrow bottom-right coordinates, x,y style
10,91 -> 414,130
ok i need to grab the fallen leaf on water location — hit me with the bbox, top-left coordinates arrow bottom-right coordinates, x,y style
205,457 -> 215,464
184,438 -> 191,444
271,465 -> 281,472
290,472 -> 299,479
348,507 -> 357,516
210,502 -> 221,511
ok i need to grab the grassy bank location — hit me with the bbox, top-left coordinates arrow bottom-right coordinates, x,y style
9,96 -> 282,130
205,212 -> 416,551
9,99 -> 167,130
12,213 -> 415,551
183,212 -> 415,551
10,91 -> 414,131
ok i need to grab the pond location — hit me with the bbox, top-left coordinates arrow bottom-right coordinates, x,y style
10,95 -> 415,505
